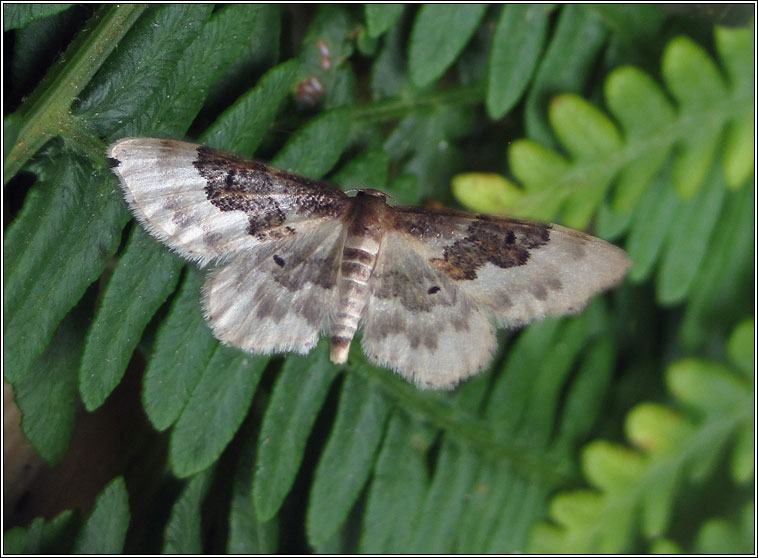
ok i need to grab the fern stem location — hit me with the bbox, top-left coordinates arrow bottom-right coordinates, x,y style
351,84 -> 486,124
356,363 -> 576,485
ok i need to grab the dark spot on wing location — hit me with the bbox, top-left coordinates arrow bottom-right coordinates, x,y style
255,295 -> 275,320
530,283 -> 548,301
369,309 -> 407,339
451,314 -> 469,332
294,296 -> 322,326
273,254 -> 285,267
254,292 -> 288,324
428,286 -> 440,294
545,277 -> 562,291
408,330 -> 420,350
269,299 -> 288,323
423,331 -> 439,350
204,231 -> 223,250
107,157 -> 121,168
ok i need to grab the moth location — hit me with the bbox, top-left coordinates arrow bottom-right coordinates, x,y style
108,138 -> 630,389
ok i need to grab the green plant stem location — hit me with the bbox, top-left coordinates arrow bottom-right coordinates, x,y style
355,361 -> 576,486
4,4 -> 146,184
351,83 -> 485,124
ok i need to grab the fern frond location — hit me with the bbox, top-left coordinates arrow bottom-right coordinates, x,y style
73,477 -> 130,554
529,319 -> 754,553
454,25 -> 754,225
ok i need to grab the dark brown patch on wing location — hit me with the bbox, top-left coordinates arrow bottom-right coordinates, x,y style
390,208 -> 551,281
193,145 -> 349,240
430,220 -> 551,281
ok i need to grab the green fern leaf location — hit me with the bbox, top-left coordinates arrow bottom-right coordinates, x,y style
524,5 -> 607,147
695,509 -> 755,555
306,372 -> 392,545
486,4 -> 549,119
2,510 -> 76,554
169,347 -> 267,478
271,106 -> 351,176
297,5 -> 358,110
4,150 -> 128,383
365,4 -> 404,39
79,226 -> 183,411
408,4 -> 488,88
73,477 -> 130,554
360,412 -> 436,553
13,306 -> 83,463
74,5 -> 214,138
199,59 -> 299,157
253,345 -> 340,521
142,270 -> 218,431
162,469 -> 214,553
228,429 -> 279,553
3,4 -> 73,31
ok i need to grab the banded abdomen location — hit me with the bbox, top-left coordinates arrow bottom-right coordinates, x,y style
329,190 -> 387,363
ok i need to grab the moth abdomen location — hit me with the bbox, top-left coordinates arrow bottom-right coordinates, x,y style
329,194 -> 388,364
